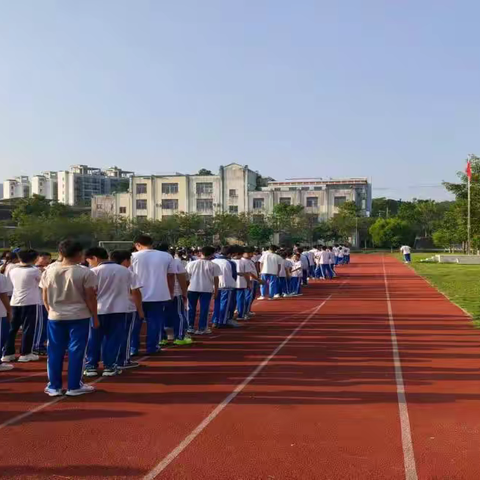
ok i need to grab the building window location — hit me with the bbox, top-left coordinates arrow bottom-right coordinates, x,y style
289,187 -> 297,191
314,186 -> 322,191
197,199 -> 213,212
136,199 -> 147,210
196,182 -> 213,195
274,187 -> 281,191
253,198 -> 264,209
119,207 -> 127,214
229,205 -> 238,214
136,215 -> 147,220
334,196 -> 347,207
279,197 -> 291,205
162,183 -> 178,194
229,189 -> 237,197
136,183 -> 147,194
162,199 -> 178,210
306,197 -> 318,207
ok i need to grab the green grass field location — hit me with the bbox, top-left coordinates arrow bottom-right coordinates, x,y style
393,253 -> 480,327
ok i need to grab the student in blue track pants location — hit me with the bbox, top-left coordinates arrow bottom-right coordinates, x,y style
40,240 -> 99,397
85,247 -> 143,377
212,247 -> 238,328
259,245 -> 282,299
186,246 -> 221,334
0,273 -> 12,371
212,288 -> 234,327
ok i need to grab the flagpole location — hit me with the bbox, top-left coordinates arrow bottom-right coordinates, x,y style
468,162 -> 471,255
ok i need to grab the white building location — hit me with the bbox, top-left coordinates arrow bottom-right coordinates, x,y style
3,176 -> 31,199
31,171 -> 58,200
58,165 -> 133,206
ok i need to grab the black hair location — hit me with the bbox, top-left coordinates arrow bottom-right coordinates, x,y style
134,234 -> 153,246
221,246 -> 231,256
38,251 -> 52,258
85,247 -> 109,260
155,242 -> 169,252
269,245 -> 278,252
110,250 -> 132,265
244,246 -> 254,254
17,249 -> 39,264
58,240 -> 84,260
201,246 -> 216,258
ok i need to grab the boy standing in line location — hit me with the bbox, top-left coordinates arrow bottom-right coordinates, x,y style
2,249 -> 42,363
109,250 -> 145,368
319,246 -> 334,279
41,240 -> 99,397
233,246 -> 251,320
243,247 -> 260,318
33,252 -> 52,356
212,247 -> 238,328
259,245 -> 282,300
297,248 -> 310,286
290,253 -> 303,296
0,272 -> 12,371
84,247 -> 142,377
186,246 -> 220,335
131,235 -> 175,355
276,251 -> 288,298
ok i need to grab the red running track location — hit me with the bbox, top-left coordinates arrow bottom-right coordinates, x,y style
1,255 -> 480,479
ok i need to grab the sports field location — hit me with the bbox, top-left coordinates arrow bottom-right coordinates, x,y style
1,254 -> 479,479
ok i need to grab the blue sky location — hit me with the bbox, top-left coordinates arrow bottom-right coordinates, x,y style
1,1 -> 479,200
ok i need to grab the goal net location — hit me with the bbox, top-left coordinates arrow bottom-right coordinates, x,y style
98,241 -> 134,252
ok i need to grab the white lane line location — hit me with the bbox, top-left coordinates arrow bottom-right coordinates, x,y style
142,294 -> 335,480
0,355 -> 149,430
382,257 -> 418,480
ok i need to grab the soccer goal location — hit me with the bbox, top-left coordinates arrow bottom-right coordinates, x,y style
98,241 -> 134,252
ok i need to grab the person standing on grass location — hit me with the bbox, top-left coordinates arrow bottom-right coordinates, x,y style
0,272 -> 12,372
130,235 -> 175,355
186,246 -> 220,335
259,245 -> 282,300
1,249 -> 42,364
40,240 -> 99,397
109,250 -> 146,368
400,245 -> 412,263
84,247 -> 142,377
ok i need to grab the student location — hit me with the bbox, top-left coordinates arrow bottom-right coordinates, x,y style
233,246 -> 251,320
328,246 -> 337,277
337,246 -> 344,265
32,252 -> 52,356
109,250 -> 146,368
319,246 -> 334,279
167,247 -> 192,345
290,253 -> 303,296
1,249 -> 42,363
0,273 -> 12,371
131,235 -> 175,355
186,246 -> 220,334
212,246 -> 238,328
297,248 -> 310,286
307,248 -> 316,279
259,245 -> 282,300
276,251 -> 289,298
84,247 -> 141,377
400,245 -> 412,263
243,247 -> 261,318
41,240 -> 99,396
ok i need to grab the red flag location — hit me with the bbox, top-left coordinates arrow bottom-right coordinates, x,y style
466,160 -> 472,180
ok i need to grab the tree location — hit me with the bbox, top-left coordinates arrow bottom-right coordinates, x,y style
369,218 -> 413,248
197,168 -> 214,176
329,201 -> 359,243
371,198 -> 401,218
255,173 -> 275,191
270,204 -> 306,246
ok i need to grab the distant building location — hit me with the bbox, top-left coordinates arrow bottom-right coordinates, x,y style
91,163 -> 258,220
31,171 -> 58,200
58,165 -> 133,206
3,176 -> 30,199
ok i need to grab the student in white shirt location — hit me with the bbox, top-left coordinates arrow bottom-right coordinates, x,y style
85,247 -> 142,377
307,249 -> 316,279
186,246 -> 220,334
297,248 -> 310,286
290,253 -> 303,296
1,249 -> 42,363
0,252 -> 19,297
131,235 -> 176,354
32,252 -> 52,356
212,246 -> 239,328
259,245 -> 282,300
0,273 -> 12,371
319,246 -> 334,279
109,250 -> 146,369
276,251 -> 289,298
232,246 -> 251,320
400,245 -> 412,263
243,247 -> 261,318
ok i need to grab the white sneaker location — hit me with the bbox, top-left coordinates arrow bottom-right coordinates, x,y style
44,386 -> 63,397
0,363 -> 14,372
274,294 -> 281,298
1,354 -> 16,362
227,320 -> 241,327
66,384 -> 96,397
18,353 -> 40,363
257,296 -> 265,300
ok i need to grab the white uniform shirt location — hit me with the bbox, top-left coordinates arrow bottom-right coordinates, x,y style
3,263 -> 18,295
127,270 -> 142,313
173,258 -> 187,297
300,254 -> 309,270
328,251 -> 335,264
284,259 -> 293,276
131,249 -> 175,302
291,260 -> 303,278
186,259 -> 221,293
10,265 -> 42,306
244,258 -> 258,281
338,249 -> 344,259
91,262 -> 140,315
319,250 -> 330,264
212,258 -> 236,289
234,258 -> 249,289
260,252 -> 282,275
344,247 -> 350,256
0,273 -> 11,318
279,259 -> 287,278
400,246 -> 411,255
307,251 -> 315,266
